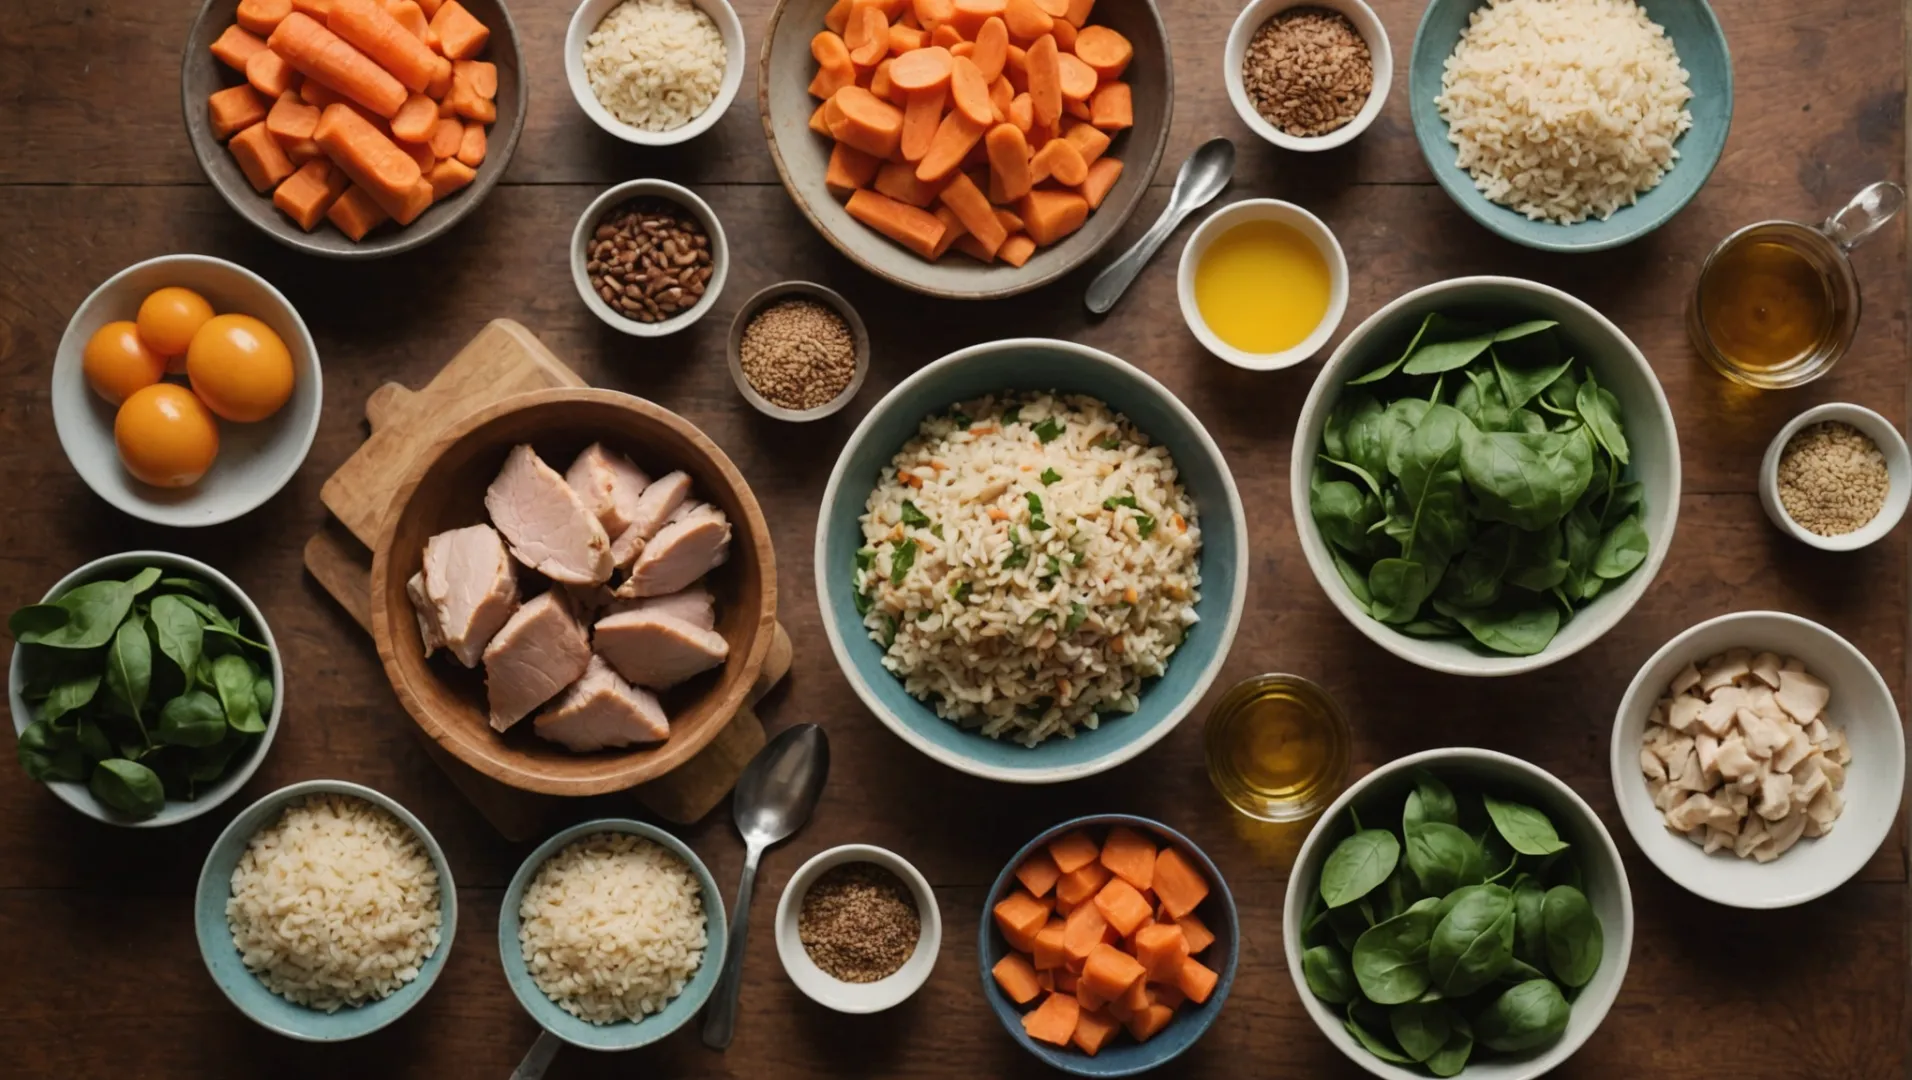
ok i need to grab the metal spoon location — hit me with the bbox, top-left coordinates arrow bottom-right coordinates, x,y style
1084,137 -> 1238,315
508,1032 -> 562,1080
701,723 -> 831,1050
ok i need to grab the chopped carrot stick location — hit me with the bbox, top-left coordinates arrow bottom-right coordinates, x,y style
846,188 -> 947,257
1061,118 -> 1110,164
456,120 -> 486,166
236,0 -> 294,36
272,157 -> 350,229
824,0 -> 854,34
1089,80 -> 1131,130
970,15 -> 1008,81
874,160 -> 946,207
889,44 -> 954,92
1031,136 -> 1087,187
413,0 -> 440,14
326,183 -> 389,239
1033,0 -> 1068,15
445,73 -> 497,123
984,122 -> 1032,201
427,0 -> 489,61
291,0 -> 334,16
1018,188 -> 1088,246
1009,91 -> 1033,132
947,55 -> 994,126
931,22 -> 964,49
389,92 -> 437,143
211,25 -> 268,71
870,58 -> 898,103
914,108 -> 986,182
832,86 -> 905,159
938,172 -> 1007,257
951,0 -> 1006,38
998,232 -> 1036,267
1071,24 -> 1130,79
988,74 -> 1013,121
267,95 -> 323,141
385,0 -> 430,41
269,12 -> 407,118
825,141 -> 883,199
427,155 -> 476,199
912,0 -> 954,29
1003,0 -> 1053,39
229,122 -> 297,192
845,3 -> 889,67
1063,0 -> 1093,26
1057,52 -> 1097,102
888,22 -> 926,54
328,0 -> 439,92
1024,32 -> 1062,128
208,85 -> 271,141
313,101 -> 421,204
397,137 -> 434,173
426,116 -> 463,160
1076,155 -> 1122,210
449,59 -> 496,100
930,204 -> 968,259
900,85 -> 947,161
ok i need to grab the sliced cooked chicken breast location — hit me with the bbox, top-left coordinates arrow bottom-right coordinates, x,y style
618,507 -> 732,599
409,524 -> 520,668
565,443 -> 652,538
483,590 -> 592,731
486,444 -> 614,585
534,655 -> 671,752
611,470 -> 694,567
594,608 -> 730,689
606,584 -> 717,631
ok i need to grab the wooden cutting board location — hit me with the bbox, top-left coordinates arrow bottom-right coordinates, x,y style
302,319 -> 787,840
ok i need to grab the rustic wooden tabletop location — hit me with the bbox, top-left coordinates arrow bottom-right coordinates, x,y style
1,0 -> 1906,1076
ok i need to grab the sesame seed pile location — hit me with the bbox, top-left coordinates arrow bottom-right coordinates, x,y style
1777,421 -> 1890,537
738,298 -> 857,412
797,862 -> 920,984
1241,7 -> 1373,138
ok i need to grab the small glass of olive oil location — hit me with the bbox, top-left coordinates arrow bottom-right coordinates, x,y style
1203,674 -> 1351,823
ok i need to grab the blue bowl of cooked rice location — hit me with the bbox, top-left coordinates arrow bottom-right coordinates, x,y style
1409,0 -> 1733,253
498,819 -> 727,1051
816,339 -> 1249,784
194,780 -> 457,1042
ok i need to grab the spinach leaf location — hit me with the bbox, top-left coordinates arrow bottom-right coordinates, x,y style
1561,503 -> 1605,601
1474,979 -> 1570,1053
1320,828 -> 1401,908
1483,793 -> 1571,856
1405,769 -> 1460,829
1455,369 -> 1517,433
1399,616 -> 1462,639
889,539 -> 918,584
148,594 -> 203,679
1344,1002 -> 1415,1064
1403,330 -> 1497,376
1064,603 -> 1088,635
1503,525 -> 1568,593
1602,481 -> 1646,531
1390,1000 -> 1453,1063
1313,478 -> 1384,558
158,576 -> 219,601
90,758 -> 165,818
35,673 -> 101,725
951,580 -> 972,603
1329,549 -> 1374,611
1494,319 -> 1559,344
212,655 -> 266,734
1040,467 -> 1061,485
899,500 -> 931,528
1512,875 -> 1549,971
1437,527 -> 1516,610
1032,417 -> 1064,443
1302,945 -> 1359,1004
1575,373 -> 1630,465
74,717 -> 112,761
1428,883 -> 1515,997
1352,897 -> 1440,1004
1494,349 -> 1575,413
1461,428 -> 1594,532
1405,821 -> 1484,896
1369,558 -> 1441,625
12,569 -> 158,649
1542,885 -> 1603,988
18,720 -> 86,782
1379,398 -> 1433,478
852,585 -> 874,617
9,604 -> 71,639
104,617 -> 153,723
1321,456 -> 1382,497
157,691 -> 229,748
854,548 -> 876,573
1002,405 -> 1022,425
1349,312 -> 1443,385
1593,514 -> 1649,580
1424,1015 -> 1475,1077
1390,405 -> 1473,564
1432,600 -> 1562,657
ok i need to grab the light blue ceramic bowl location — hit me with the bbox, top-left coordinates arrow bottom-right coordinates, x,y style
815,339 -> 1248,784
194,780 -> 457,1042
980,814 -> 1240,1076
1409,0 -> 1733,252
498,819 -> 727,1052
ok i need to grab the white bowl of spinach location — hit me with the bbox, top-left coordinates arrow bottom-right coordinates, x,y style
1291,276 -> 1679,675
8,551 -> 281,826
1284,748 -> 1633,1079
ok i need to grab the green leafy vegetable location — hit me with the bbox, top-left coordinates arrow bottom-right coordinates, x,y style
1003,405 -> 1022,425
1540,886 -> 1603,988
1321,829 -> 1401,909
90,758 -> 165,818
1304,945 -> 1359,1004
148,594 -> 203,679
1064,603 -> 1088,634
1474,980 -> 1570,1053
1483,793 -> 1571,856
1428,884 -> 1515,997
951,580 -> 972,603
899,501 -> 931,528
1040,467 -> 1062,485
1032,417 -> 1064,443
890,539 -> 918,584
1352,898 -> 1440,1004
1391,1001 -> 1454,1063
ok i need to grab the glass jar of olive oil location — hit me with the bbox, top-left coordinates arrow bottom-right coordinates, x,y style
1689,182 -> 1903,389
1203,674 -> 1350,822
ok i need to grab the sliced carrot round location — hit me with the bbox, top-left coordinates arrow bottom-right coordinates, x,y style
889,44 -> 955,92
949,54 -> 995,126
1057,52 -> 1098,102
971,15 -> 1009,82
1072,25 -> 1133,79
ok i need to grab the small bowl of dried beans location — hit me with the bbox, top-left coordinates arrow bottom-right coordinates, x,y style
571,179 -> 729,337
1761,402 -> 1911,552
774,844 -> 941,1014
727,281 -> 870,422
1224,0 -> 1391,152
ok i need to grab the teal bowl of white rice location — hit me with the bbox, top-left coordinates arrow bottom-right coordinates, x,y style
816,339 -> 1249,784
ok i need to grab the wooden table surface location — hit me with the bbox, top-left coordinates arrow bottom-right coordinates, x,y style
2,0 -> 1907,1076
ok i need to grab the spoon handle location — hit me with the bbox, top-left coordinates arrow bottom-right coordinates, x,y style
701,845 -> 763,1050
1085,203 -> 1189,315
509,1031 -> 563,1080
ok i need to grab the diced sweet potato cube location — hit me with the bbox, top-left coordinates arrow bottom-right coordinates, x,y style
1092,877 -> 1153,938
1032,920 -> 1068,971
1177,957 -> 1219,1005
1174,912 -> 1215,954
1079,942 -> 1145,1003
1055,861 -> 1111,907
1098,825 -> 1157,891
1047,830 -> 1101,874
1015,850 -> 1062,897
993,889 -> 1050,953
1153,847 -> 1210,920
1062,901 -> 1108,965
1133,922 -> 1190,984
1072,1006 -> 1121,1056
992,952 -> 1043,1004
1021,992 -> 1080,1047
1125,1002 -> 1175,1043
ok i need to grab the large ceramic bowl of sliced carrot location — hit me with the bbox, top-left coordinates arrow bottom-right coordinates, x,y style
981,815 -> 1239,1075
761,0 -> 1172,300
182,0 -> 526,258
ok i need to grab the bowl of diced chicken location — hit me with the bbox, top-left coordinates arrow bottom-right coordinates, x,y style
1609,611 -> 1905,909
369,387 -> 777,796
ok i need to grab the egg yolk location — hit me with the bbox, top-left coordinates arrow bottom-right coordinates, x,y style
115,384 -> 220,488
81,321 -> 168,405
186,314 -> 295,423
136,287 -> 215,359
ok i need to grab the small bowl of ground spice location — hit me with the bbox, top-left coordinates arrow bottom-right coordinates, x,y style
775,844 -> 941,1014
1761,402 -> 1911,552
571,179 -> 729,337
728,282 -> 870,422
1224,0 -> 1391,152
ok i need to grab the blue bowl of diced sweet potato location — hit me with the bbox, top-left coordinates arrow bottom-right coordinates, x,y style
979,814 -> 1239,1076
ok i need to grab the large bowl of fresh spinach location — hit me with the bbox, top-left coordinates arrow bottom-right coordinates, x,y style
1291,276 -> 1679,676
1284,748 -> 1633,1079
7,551 -> 282,827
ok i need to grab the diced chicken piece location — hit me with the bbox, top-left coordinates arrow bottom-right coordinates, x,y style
1702,797 -> 1740,833
1775,669 -> 1831,723
1667,695 -> 1705,733
1652,780 -> 1682,812
1756,769 -> 1794,821
1806,716 -> 1831,745
1684,826 -> 1708,847
487,445 -> 614,585
1698,694 -> 1740,737
620,508 -> 732,599
1703,827 -> 1733,855
1654,734 -> 1695,778
1667,792 -> 1718,832
1670,662 -> 1703,697
409,524 -> 520,669
611,470 -> 695,565
482,591 -> 592,732
1649,699 -> 1670,728
593,609 -> 730,689
608,585 -> 717,631
1743,685 -> 1785,725
1701,651 -> 1750,692
1821,756 -> 1847,790
1804,814 -> 1835,840
1733,817 -> 1768,859
565,443 -> 652,538
1763,809 -> 1808,858
1695,732 -> 1721,781
1646,776 -> 1667,808
1791,755 -> 1828,809
533,655 -> 671,752
1782,656 -> 1807,673
1714,736 -> 1759,781
1639,744 -> 1668,781
1828,727 -> 1852,766
1673,753 -> 1712,792
1739,708 -> 1790,759
1773,726 -> 1814,773
1719,787 -> 1750,818
1806,786 -> 1844,836
1750,651 -> 1784,688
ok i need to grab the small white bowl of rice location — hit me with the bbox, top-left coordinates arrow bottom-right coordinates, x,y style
195,781 -> 456,1041
567,0 -> 746,147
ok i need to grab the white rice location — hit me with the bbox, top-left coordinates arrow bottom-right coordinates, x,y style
1435,0 -> 1693,224
583,0 -> 727,132
226,794 -> 442,1013
854,392 -> 1202,747
518,833 -> 707,1025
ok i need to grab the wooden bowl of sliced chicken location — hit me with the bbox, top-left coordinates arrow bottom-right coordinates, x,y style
369,388 -> 777,796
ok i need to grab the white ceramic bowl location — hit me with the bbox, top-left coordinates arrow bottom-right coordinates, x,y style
775,844 -> 941,1013
1284,748 -> 1633,1080
52,255 -> 322,527
565,0 -> 747,147
1177,199 -> 1349,371
1609,611 -> 1905,909
1291,276 -> 1681,677
1758,402 -> 1911,551
571,180 -> 731,338
1224,0 -> 1393,152
726,281 -> 870,422
8,551 -> 284,827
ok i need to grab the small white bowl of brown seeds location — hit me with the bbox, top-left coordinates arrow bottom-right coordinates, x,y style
1760,402 -> 1910,552
571,179 -> 729,337
774,844 -> 941,1014
727,282 -> 870,422
1224,0 -> 1391,153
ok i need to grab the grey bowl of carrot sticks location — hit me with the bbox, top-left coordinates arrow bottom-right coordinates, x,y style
181,0 -> 525,259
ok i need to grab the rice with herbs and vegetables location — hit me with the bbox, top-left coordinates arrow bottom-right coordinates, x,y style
854,392 -> 1202,747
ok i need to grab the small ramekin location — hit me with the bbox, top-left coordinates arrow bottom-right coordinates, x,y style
1224,0 -> 1392,152
1759,402 -> 1911,551
1177,199 -> 1349,371
572,179 -> 730,338
727,282 -> 871,422
565,0 -> 746,147
774,844 -> 941,1013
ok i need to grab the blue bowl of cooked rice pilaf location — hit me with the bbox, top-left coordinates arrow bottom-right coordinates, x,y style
1409,0 -> 1732,253
815,339 -> 1248,784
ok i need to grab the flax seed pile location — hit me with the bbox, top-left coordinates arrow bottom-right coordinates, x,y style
738,298 -> 857,411
1777,421 -> 1890,536
797,862 -> 920,983
1242,7 -> 1373,138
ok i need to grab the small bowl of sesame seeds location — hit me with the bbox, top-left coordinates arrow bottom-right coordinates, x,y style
1224,0 -> 1391,153
727,281 -> 870,422
1760,402 -> 1911,552
774,844 -> 941,1014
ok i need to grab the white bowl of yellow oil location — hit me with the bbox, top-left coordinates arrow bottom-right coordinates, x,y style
1202,674 -> 1350,822
1178,199 -> 1347,371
